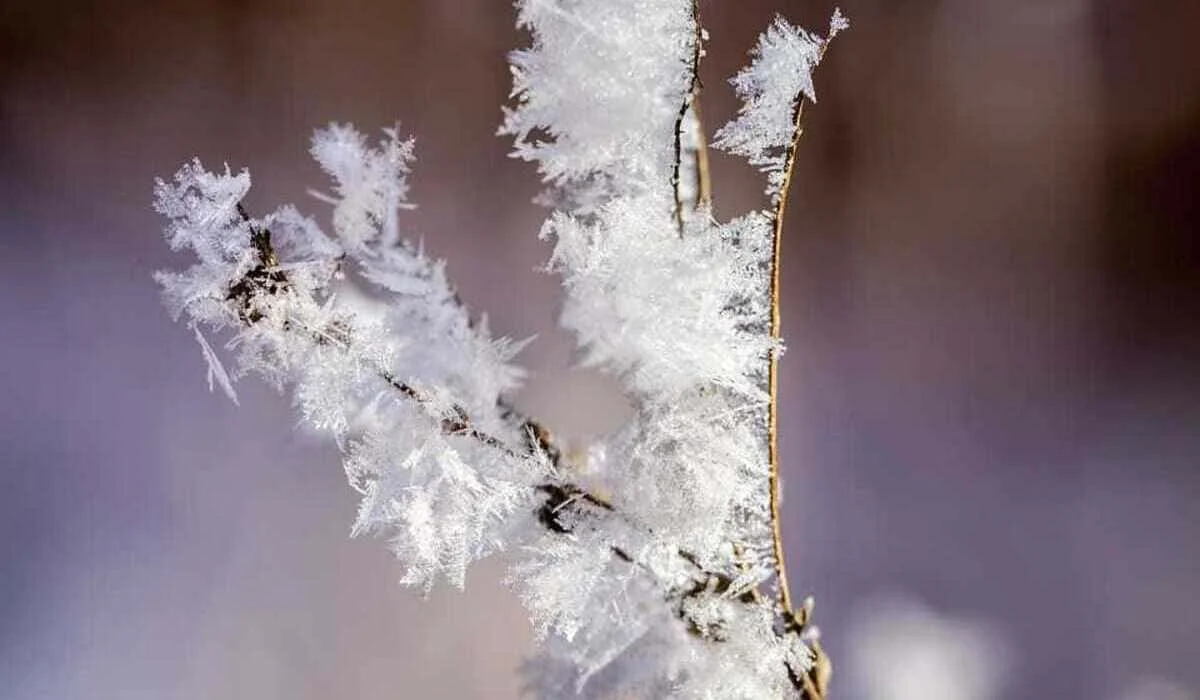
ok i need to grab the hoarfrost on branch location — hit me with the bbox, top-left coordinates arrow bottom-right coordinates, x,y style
155,2 -> 845,697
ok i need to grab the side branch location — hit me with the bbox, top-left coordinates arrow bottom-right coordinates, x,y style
232,205 -> 546,468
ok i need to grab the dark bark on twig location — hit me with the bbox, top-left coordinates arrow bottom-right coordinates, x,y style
671,0 -> 707,231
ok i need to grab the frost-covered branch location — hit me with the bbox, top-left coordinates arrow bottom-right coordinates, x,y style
213,190 -> 816,691
158,3 -> 846,697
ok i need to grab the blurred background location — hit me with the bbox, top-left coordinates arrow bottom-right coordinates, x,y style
2,0 -> 1198,698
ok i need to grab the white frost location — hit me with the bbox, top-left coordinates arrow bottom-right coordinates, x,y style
157,4 -> 847,697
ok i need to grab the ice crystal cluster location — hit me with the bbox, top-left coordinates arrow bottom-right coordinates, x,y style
156,2 -> 845,697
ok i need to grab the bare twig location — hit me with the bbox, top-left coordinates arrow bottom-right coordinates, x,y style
766,93 -> 806,617
762,32 -> 843,698
691,98 -> 713,210
766,32 -> 838,626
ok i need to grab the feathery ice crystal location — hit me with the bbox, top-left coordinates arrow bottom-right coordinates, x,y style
155,3 -> 845,697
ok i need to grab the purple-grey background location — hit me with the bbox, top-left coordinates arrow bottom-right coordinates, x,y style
1,1 -> 1198,698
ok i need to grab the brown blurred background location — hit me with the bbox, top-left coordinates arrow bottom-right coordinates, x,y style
1,1 -> 1198,698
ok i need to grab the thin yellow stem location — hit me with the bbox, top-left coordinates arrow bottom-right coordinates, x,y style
767,97 -> 807,616
767,27 -> 839,622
